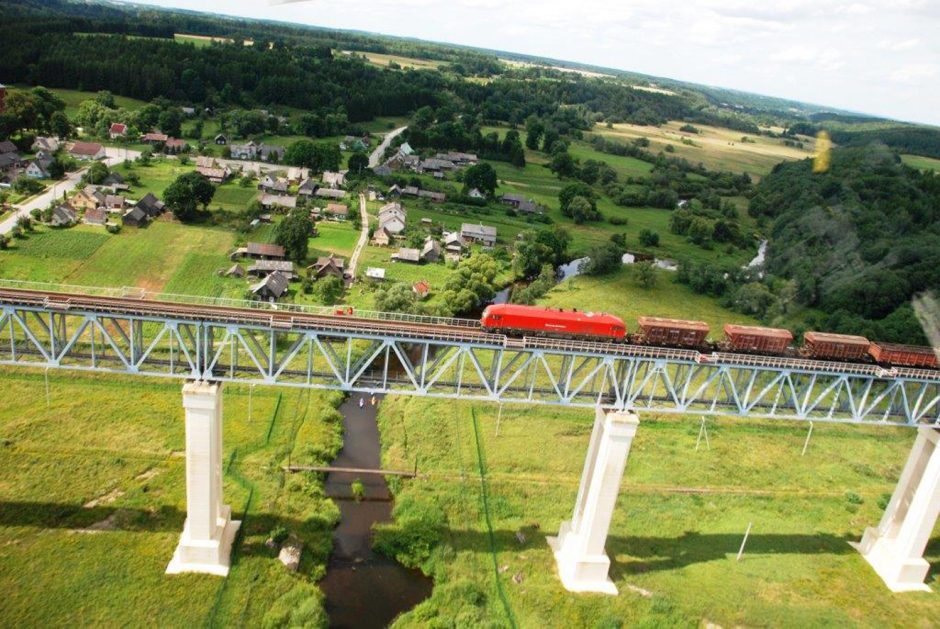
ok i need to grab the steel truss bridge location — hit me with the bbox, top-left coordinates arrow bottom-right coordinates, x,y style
0,282 -> 938,427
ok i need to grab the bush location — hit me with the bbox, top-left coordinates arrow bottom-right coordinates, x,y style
351,479 -> 365,501
262,583 -> 328,629
269,525 -> 289,545
639,228 -> 660,247
106,223 -> 121,234
373,493 -> 446,569
608,215 -> 628,225
845,491 -> 864,505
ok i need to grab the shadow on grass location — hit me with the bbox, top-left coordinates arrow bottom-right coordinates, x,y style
0,500 -> 903,576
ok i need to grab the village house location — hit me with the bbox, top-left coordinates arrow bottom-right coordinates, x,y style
392,247 -> 421,264
50,204 -> 76,227
467,188 -> 485,200
69,187 -> 101,211
235,242 -> 286,260
340,135 -> 370,151
136,192 -> 166,217
251,271 -> 290,301
418,189 -> 446,203
230,141 -> 258,160
104,194 -> 125,211
461,222 -> 498,247
417,157 -> 456,173
122,206 -> 148,228
421,237 -> 442,262
102,171 -> 125,187
378,202 -> 406,234
247,260 -> 296,280
31,137 -> 60,153
444,232 -> 464,256
371,226 -> 392,247
365,267 -> 386,281
225,264 -> 245,278
314,188 -> 345,200
286,167 -> 308,182
69,142 -> 105,161
164,138 -> 189,153
413,280 -> 431,299
84,207 -> 108,226
24,160 -> 50,178
140,132 -> 169,145
214,134 -> 228,145
259,193 -> 297,210
325,203 -> 348,220
181,106 -> 196,116
499,192 -> 526,208
373,165 -> 392,177
516,199 -> 544,214
436,151 -> 478,165
195,159 -> 231,183
258,144 -> 285,162
308,254 -> 346,280
109,123 -> 127,139
297,178 -> 317,197
321,171 -> 346,188
258,176 -> 288,193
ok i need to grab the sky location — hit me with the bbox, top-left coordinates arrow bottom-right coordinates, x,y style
120,0 -> 940,125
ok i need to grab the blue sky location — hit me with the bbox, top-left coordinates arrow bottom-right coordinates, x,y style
120,0 -> 939,125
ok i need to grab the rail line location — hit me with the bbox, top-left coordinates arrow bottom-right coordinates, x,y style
0,283 -> 937,426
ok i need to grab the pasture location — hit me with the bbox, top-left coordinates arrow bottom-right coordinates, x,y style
0,368 -> 341,626
901,154 -> 940,172
377,395 -> 940,627
339,50 -> 445,71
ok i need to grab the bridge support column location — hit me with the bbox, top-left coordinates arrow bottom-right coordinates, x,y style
548,407 -> 638,595
854,427 -> 940,592
166,381 -> 240,577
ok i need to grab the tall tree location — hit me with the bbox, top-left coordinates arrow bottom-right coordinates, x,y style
164,171 -> 215,221
462,162 -> 498,197
275,209 -> 313,261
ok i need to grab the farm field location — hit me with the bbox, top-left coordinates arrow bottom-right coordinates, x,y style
339,50 -> 445,70
592,120 -> 816,178
0,222 -> 235,294
901,153 -> 940,172
376,395 -> 940,627
0,368 -> 342,626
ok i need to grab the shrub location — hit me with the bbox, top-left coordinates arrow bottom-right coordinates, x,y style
608,215 -> 627,225
269,525 -> 289,545
106,223 -> 121,234
373,493 -> 446,569
351,479 -> 365,501
845,491 -> 864,505
262,583 -> 327,629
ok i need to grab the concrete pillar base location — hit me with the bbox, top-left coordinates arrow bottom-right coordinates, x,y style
166,505 -> 241,577
548,521 -> 618,595
851,531 -> 931,593
549,408 -> 638,596
854,426 -> 940,593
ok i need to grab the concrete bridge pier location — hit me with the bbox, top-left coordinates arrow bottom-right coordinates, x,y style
166,380 -> 240,577
548,408 -> 639,595
854,426 -> 940,592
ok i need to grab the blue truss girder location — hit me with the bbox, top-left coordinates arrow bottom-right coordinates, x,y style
0,302 -> 938,426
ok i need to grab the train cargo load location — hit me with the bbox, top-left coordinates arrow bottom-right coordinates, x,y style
637,316 -> 710,348
868,342 -> 939,369
724,324 -> 793,355
480,304 -> 627,340
803,331 -> 870,361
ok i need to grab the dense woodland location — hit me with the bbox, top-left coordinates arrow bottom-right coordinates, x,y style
749,146 -> 940,342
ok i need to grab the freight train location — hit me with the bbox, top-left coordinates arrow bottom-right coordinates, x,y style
480,304 -> 939,370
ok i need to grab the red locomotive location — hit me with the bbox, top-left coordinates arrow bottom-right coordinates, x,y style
481,304 -> 627,340
475,304 -> 938,370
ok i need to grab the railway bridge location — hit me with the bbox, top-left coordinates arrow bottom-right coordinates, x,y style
0,280 -> 938,593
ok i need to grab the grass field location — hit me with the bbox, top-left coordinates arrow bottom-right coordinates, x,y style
376,395 -> 940,627
901,154 -> 940,172
539,264 -> 759,331
309,220 -> 360,260
9,85 -> 148,120
0,368 -> 343,626
174,33 -> 232,47
592,120 -> 816,178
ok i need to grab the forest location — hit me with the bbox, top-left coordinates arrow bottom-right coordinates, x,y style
749,146 -> 940,342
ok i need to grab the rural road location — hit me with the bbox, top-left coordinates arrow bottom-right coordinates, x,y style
369,126 -> 407,168
347,192 -> 370,280
0,147 -> 141,236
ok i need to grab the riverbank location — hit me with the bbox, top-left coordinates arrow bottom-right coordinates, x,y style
319,394 -> 431,628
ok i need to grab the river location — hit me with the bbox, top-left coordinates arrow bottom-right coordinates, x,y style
318,395 -> 431,628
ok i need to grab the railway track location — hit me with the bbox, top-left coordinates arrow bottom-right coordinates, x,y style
0,284 -> 937,382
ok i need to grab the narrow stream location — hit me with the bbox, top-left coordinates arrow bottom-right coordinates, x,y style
319,395 -> 431,628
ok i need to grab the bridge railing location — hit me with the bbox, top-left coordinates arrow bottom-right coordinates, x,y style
0,278 -> 480,329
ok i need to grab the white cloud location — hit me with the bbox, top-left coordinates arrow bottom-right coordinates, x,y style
890,63 -> 938,83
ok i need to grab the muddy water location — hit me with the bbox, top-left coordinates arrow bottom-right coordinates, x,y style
319,395 -> 431,628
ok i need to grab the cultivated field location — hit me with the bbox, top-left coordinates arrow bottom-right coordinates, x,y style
593,121 -> 817,178
377,395 -> 940,627
339,50 -> 445,71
